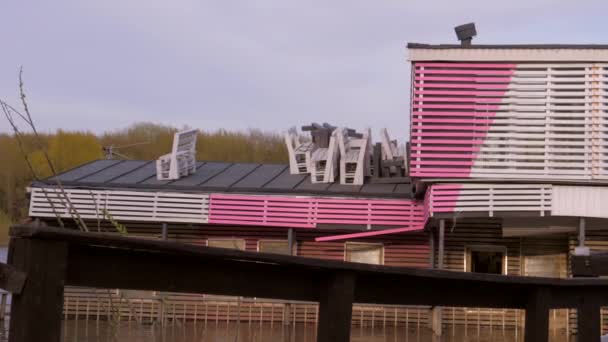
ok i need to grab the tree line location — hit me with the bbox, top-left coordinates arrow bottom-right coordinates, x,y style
0,122 -> 287,243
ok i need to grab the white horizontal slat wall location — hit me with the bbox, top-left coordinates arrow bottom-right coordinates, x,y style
29,187 -> 210,224
428,183 -> 552,217
551,185 -> 608,219
411,62 -> 608,181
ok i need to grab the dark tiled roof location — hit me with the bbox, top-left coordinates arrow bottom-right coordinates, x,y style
37,159 -> 412,199
407,43 -> 608,49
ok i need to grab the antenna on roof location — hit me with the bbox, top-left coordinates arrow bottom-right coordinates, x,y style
454,23 -> 476,47
103,141 -> 150,160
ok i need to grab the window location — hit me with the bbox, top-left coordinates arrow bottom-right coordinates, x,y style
466,246 -> 506,275
207,238 -> 246,250
258,240 -> 296,255
345,242 -> 384,265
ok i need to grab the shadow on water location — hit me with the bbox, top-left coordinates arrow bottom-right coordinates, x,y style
59,320 -> 575,342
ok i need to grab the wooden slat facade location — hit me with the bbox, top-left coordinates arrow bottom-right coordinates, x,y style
46,217 -> 592,334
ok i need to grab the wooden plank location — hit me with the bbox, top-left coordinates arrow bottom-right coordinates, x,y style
8,238 -> 68,342
317,272 -> 355,342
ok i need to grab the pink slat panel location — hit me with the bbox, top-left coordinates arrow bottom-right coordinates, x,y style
410,61 -> 514,179
415,63 -> 516,68
414,153 -> 477,159
414,90 -> 509,96
209,194 -> 427,234
412,97 -> 504,103
314,227 -> 424,242
412,118 -> 493,124
414,83 -> 510,89
414,124 -> 488,132
412,132 -> 489,138
411,160 -> 474,166
414,76 -> 510,83
428,184 -> 463,215
412,104 -> 501,110
415,69 -> 514,75
410,139 -> 486,145
410,146 -> 481,152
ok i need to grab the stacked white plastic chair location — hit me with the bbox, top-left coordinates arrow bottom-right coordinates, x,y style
380,128 -> 407,174
285,127 -> 315,174
156,129 -> 198,180
310,129 -> 340,184
338,128 -> 371,185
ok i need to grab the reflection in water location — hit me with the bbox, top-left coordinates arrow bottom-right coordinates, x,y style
61,320 -> 574,342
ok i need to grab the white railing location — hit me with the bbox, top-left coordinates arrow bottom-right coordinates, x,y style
29,187 -> 209,224
428,183 -> 553,217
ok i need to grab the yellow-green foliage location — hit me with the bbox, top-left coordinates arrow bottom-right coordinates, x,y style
0,211 -> 10,245
0,122 -> 287,239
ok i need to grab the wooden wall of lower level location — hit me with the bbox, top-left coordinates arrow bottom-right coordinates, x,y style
44,218 -> 607,333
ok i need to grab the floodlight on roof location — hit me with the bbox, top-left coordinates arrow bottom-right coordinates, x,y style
454,23 -> 476,47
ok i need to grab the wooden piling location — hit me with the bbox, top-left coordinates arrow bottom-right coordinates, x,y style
317,272 -> 355,342
524,288 -> 550,342
8,239 -> 68,342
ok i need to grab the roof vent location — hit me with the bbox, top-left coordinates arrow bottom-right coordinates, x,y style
454,23 -> 476,47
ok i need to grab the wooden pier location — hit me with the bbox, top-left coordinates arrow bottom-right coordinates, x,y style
4,225 -> 608,342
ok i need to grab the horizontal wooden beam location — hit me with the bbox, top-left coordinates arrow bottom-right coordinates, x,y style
65,245 -> 322,302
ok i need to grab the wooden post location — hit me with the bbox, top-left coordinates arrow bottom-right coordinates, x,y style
8,238 -> 68,342
579,217 -> 586,248
577,296 -> 601,342
0,293 -> 7,321
524,288 -> 550,342
285,228 -> 295,325
162,222 -> 168,240
438,220 -> 445,269
317,272 -> 355,342
431,220 -> 445,337
288,228 -> 295,255
428,228 -> 435,268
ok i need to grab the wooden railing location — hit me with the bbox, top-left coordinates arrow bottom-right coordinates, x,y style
4,225 -> 608,341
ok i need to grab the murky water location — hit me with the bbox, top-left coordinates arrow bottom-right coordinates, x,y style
59,321 -> 574,342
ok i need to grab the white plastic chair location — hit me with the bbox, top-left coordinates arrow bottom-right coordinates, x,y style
156,129 -> 198,180
310,129 -> 340,183
338,128 -> 371,185
285,127 -> 315,174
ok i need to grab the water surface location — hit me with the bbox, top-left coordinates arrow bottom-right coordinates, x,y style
61,321 -> 574,342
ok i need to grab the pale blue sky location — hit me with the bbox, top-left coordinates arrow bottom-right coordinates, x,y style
1,0 -> 607,140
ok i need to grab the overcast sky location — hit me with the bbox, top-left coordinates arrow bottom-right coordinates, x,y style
2,0 -> 607,139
